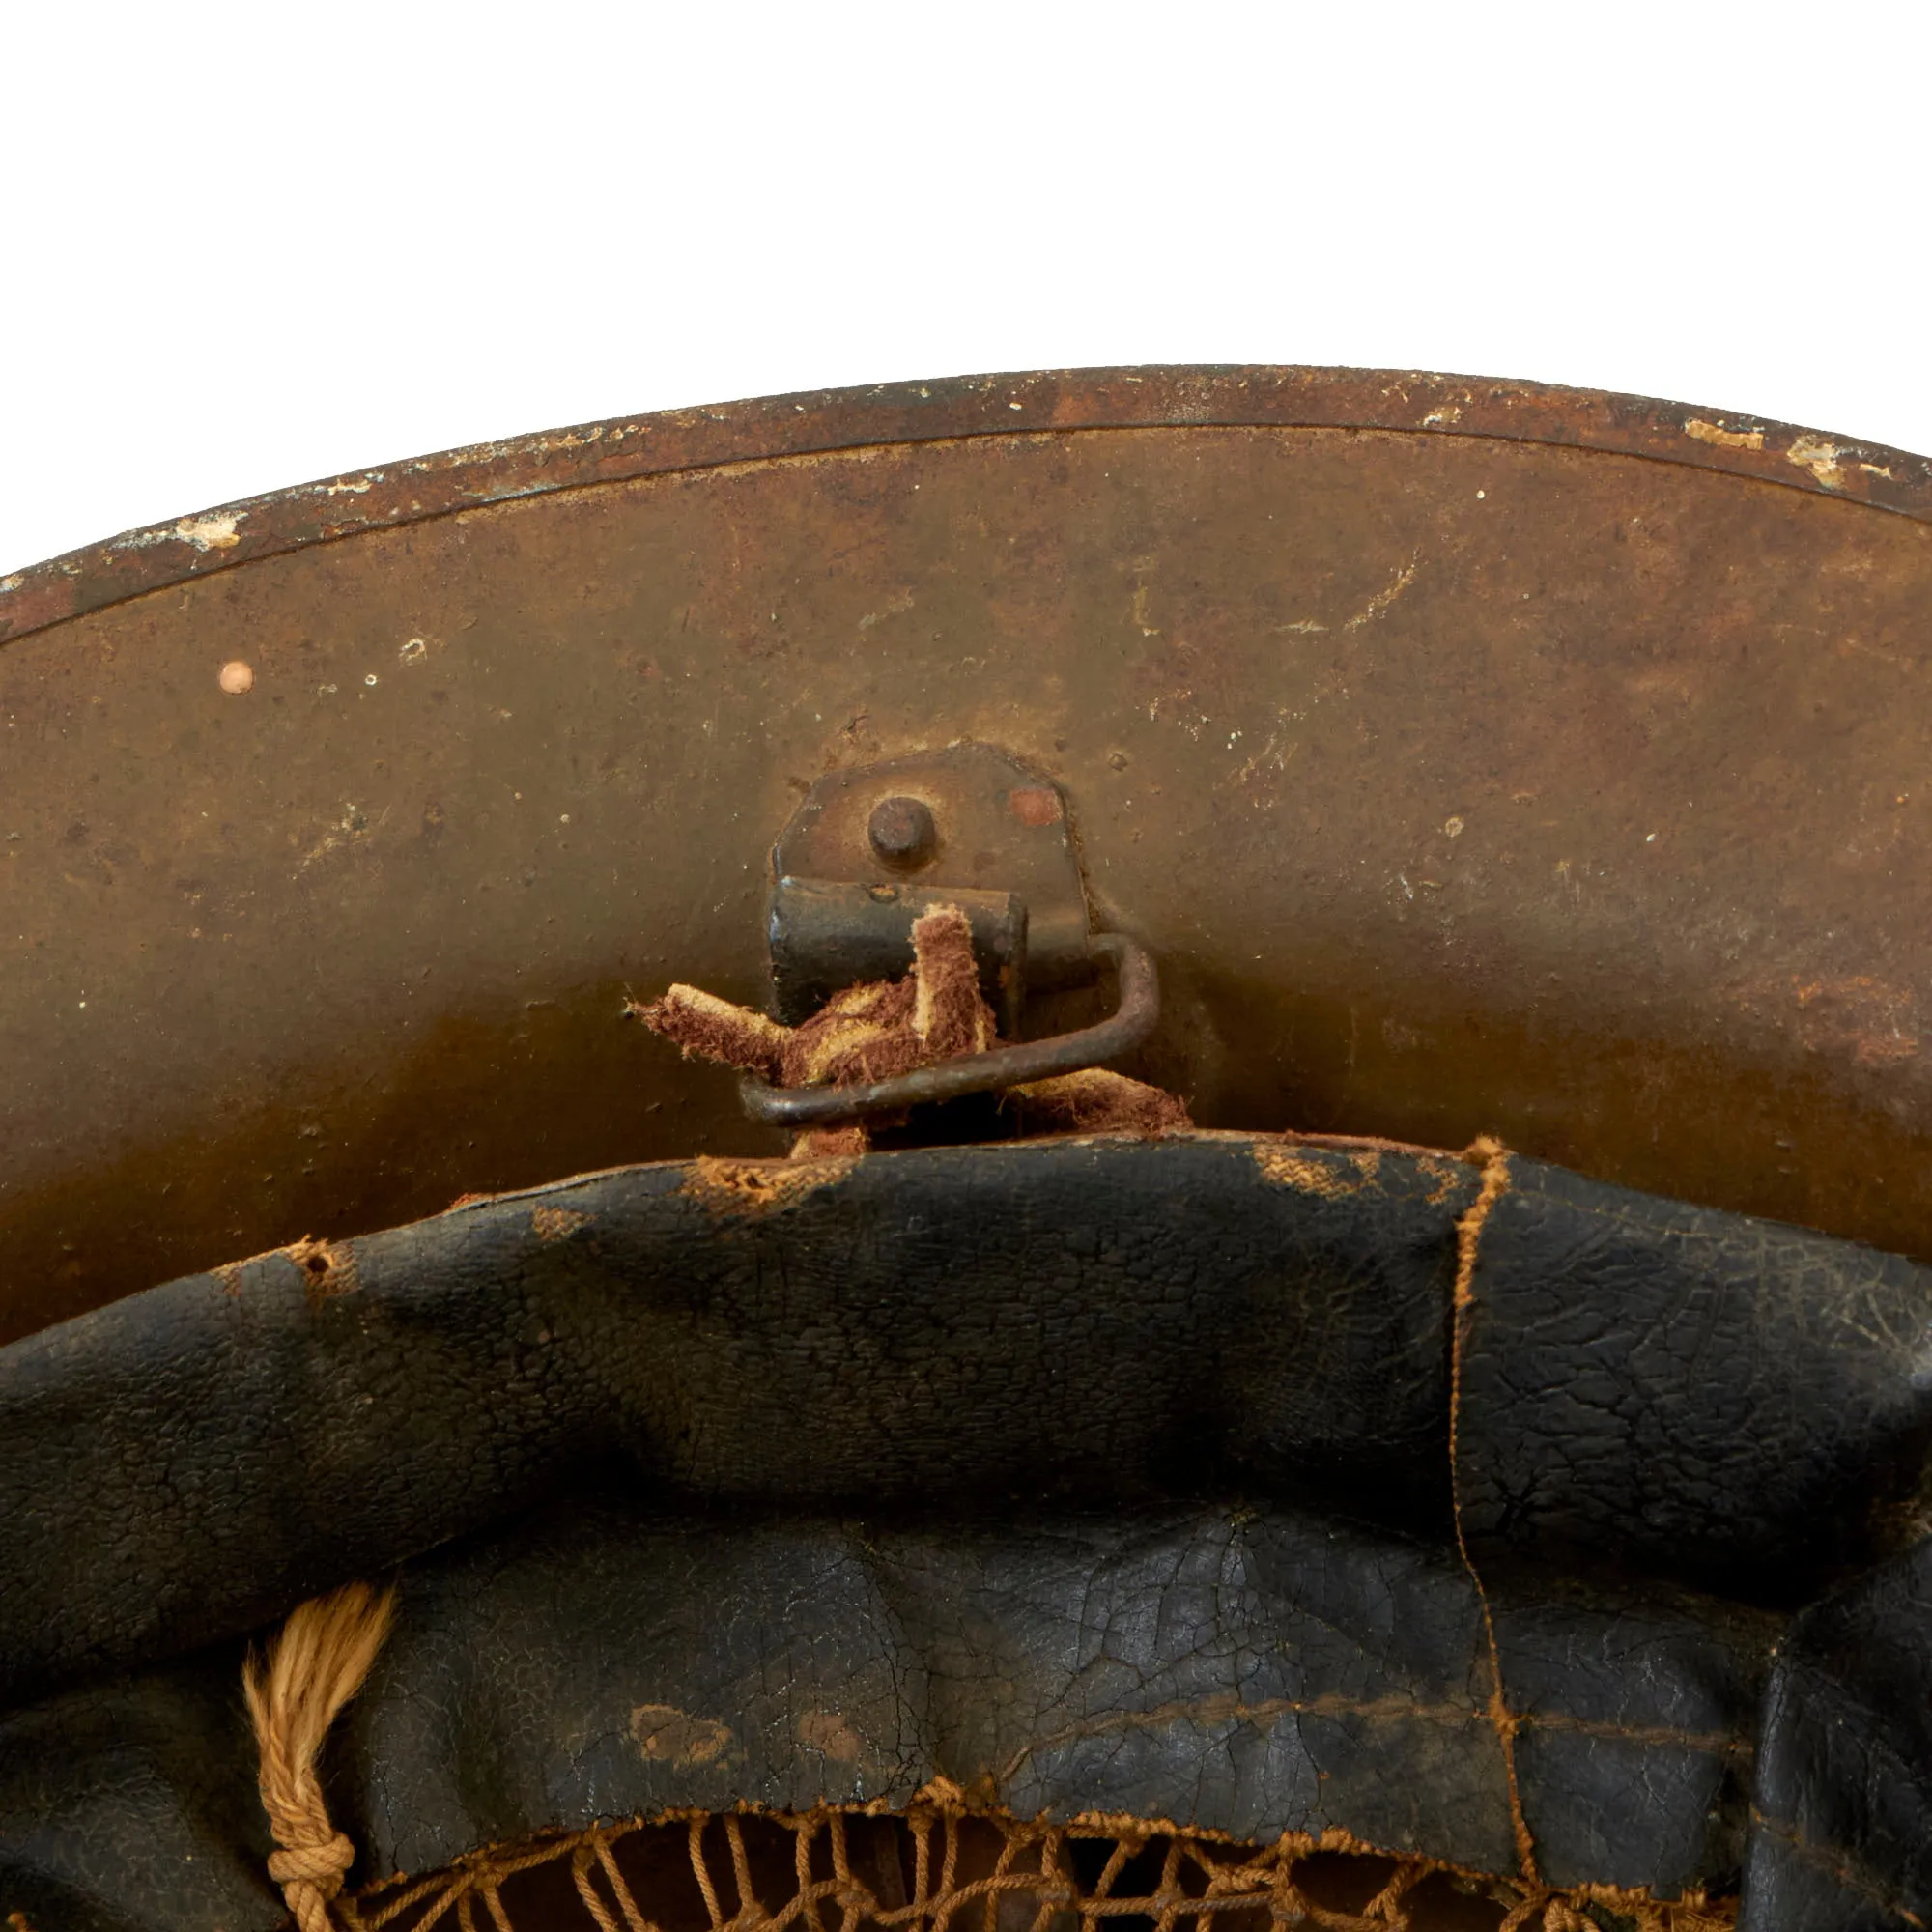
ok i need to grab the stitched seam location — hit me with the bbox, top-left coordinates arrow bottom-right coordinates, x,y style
1747,1807 -> 1928,1928
1447,1137 -> 1536,1884
997,1692 -> 1751,1788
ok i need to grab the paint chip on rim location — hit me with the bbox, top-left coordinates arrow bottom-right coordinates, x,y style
174,512 -> 244,552
1683,418 -> 1765,452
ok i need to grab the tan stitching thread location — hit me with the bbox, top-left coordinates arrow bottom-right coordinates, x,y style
993,1688 -> 1753,1788
244,1581 -> 396,1932
1447,1136 -> 1536,1886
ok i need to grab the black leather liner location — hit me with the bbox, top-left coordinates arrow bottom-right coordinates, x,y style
2,1493 -> 1780,1932
2,1134 -> 1929,1928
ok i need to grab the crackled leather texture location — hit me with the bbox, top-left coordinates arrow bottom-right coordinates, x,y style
3,1133 -> 1931,1929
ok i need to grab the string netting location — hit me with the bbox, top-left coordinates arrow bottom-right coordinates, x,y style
341,1803 -> 1736,1932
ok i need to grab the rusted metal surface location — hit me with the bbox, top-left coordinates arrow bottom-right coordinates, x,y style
5,371 -> 1932,1339
6,368 -> 1932,649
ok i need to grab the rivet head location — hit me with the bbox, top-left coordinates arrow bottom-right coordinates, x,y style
867,795 -> 937,869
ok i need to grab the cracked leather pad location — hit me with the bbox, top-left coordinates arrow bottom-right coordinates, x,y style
4,1132 -> 1932,1928
1,1493 -> 1780,1932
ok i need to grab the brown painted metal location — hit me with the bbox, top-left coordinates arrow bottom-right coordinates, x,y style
6,369 -> 1932,651
5,368 -> 1932,1341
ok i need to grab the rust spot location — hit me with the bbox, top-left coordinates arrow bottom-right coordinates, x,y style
285,1235 -> 358,1302
1008,786 -> 1062,827
631,1704 -> 735,1767
796,1710 -> 863,1759
1790,975 -> 1920,1066
1252,1145 -> 1381,1195
531,1205 -> 591,1243
681,1155 -> 859,1214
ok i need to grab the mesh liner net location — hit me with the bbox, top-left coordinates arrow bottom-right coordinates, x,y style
342,1804 -> 1736,1932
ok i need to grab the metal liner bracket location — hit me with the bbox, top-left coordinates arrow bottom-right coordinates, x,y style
744,745 -> 1158,1127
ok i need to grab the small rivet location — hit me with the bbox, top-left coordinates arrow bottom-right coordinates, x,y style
868,795 -> 937,868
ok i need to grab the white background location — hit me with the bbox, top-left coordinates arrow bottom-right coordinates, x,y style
3,2 -> 1928,577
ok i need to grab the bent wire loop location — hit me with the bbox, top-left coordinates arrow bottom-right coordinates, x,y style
739,931 -> 1159,1128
